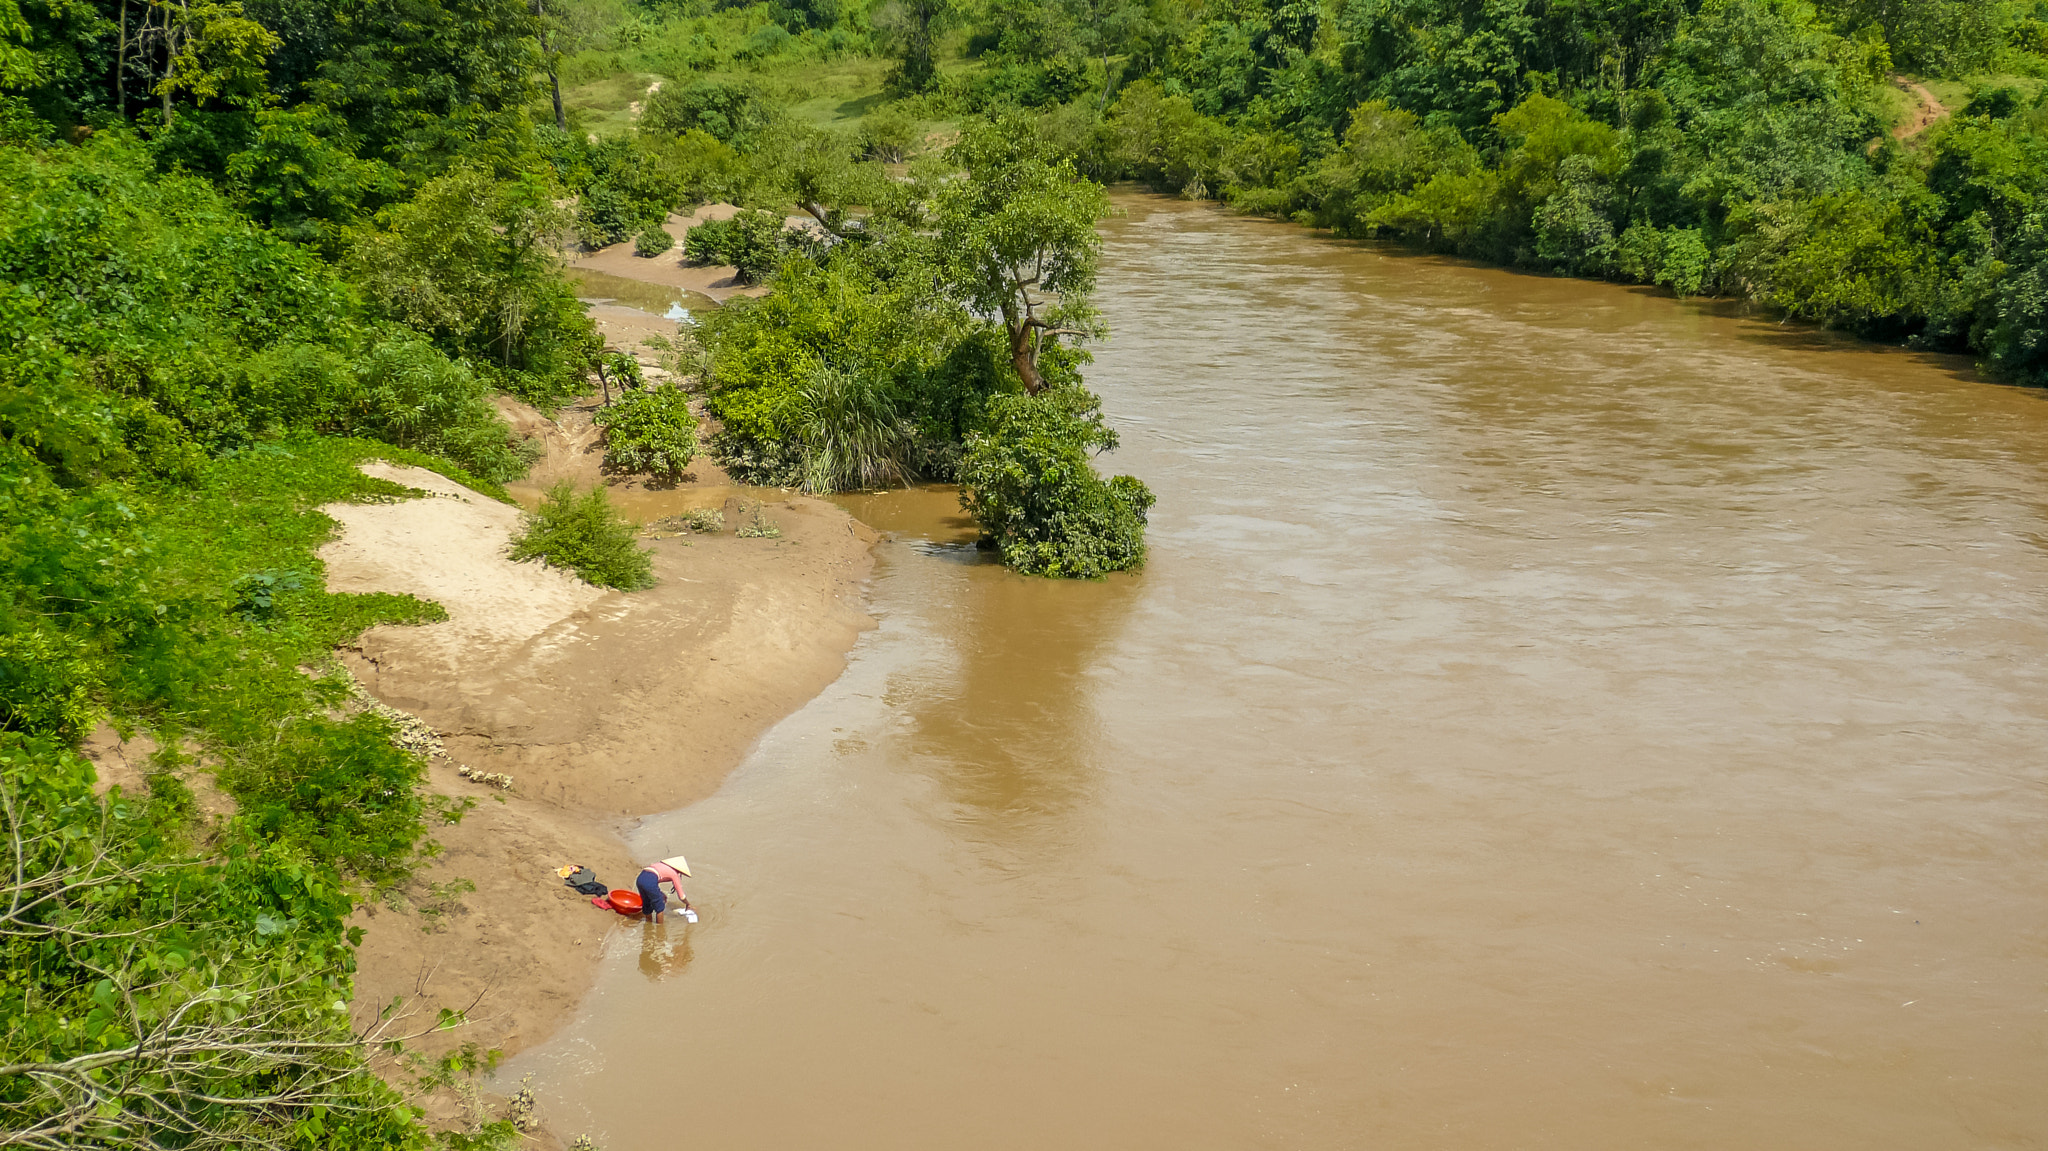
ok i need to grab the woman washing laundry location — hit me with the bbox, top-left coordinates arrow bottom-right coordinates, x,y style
636,856 -> 693,924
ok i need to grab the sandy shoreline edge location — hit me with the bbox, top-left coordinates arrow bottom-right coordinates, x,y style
321,451 -> 876,1092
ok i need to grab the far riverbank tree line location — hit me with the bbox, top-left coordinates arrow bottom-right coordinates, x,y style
568,0 -> 2048,387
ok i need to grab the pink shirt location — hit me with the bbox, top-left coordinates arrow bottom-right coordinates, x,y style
643,861 -> 687,894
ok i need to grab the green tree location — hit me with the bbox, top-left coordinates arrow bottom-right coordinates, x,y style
303,0 -> 542,171
875,0 -> 952,94
750,123 -> 888,237
348,165 -> 600,404
141,0 -> 281,124
638,76 -> 774,146
223,105 -> 401,249
860,102 -> 921,162
959,388 -> 1153,578
935,117 -> 1111,394
1819,0 -> 2010,73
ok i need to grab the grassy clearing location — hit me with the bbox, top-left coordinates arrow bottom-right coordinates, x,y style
1912,74 -> 2043,114
1875,81 -> 1922,132
555,50 -> 986,141
1922,76 -> 1974,111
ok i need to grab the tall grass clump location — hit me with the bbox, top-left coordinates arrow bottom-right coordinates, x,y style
797,364 -> 910,494
508,482 -> 655,589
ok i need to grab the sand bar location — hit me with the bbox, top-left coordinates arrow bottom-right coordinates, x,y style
326,454 -> 874,1068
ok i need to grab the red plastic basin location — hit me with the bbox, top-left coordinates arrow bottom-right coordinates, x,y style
607,889 -> 643,915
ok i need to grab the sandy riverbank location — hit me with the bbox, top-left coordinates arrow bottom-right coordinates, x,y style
326,444 -> 875,1081
317,219 -> 889,1131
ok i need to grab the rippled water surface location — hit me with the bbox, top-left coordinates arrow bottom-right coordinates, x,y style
504,196 -> 2048,1149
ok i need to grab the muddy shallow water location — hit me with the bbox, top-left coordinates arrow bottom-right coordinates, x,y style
566,266 -> 719,318
502,197 -> 2048,1149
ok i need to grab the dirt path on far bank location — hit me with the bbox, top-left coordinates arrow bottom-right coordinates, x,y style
1891,75 -> 1950,139
326,455 -> 875,1085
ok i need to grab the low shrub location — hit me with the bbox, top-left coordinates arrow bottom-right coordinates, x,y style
861,103 -> 921,162
594,384 -> 699,480
508,481 -> 656,590
959,388 -> 1154,578
732,500 -> 782,538
635,225 -> 676,256
684,209 -> 795,282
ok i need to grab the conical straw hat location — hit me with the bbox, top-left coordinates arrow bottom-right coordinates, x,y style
661,855 -> 691,877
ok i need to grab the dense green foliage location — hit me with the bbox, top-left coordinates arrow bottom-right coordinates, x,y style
594,382 -> 699,480
0,432 -> 491,1149
1,144 -> 538,485
699,247 -> 1001,484
683,207 -> 806,281
960,389 -> 1154,576
666,112 -> 1146,568
508,481 -> 657,589
0,734 -> 432,1150
346,167 -> 600,407
921,0 -> 2048,384
2,0 -> 609,1141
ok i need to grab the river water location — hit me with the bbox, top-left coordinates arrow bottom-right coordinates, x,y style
502,196 -> 2048,1148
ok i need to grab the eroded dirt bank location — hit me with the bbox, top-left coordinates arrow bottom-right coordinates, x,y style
325,454 -> 875,1072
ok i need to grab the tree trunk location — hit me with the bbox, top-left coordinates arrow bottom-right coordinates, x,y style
161,1 -> 183,124
116,0 -> 128,117
535,0 -> 567,132
161,31 -> 176,124
1007,320 -> 1043,395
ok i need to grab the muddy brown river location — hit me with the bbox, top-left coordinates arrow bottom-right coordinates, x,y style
502,197 -> 2048,1148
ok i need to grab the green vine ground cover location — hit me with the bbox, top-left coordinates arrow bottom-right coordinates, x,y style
2,437 -> 510,1150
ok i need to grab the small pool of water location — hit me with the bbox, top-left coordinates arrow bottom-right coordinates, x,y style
567,267 -> 717,318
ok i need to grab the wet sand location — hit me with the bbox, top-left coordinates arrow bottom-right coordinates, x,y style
329,446 -> 875,1079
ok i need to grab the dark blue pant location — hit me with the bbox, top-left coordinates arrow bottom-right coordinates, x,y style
635,869 -> 666,915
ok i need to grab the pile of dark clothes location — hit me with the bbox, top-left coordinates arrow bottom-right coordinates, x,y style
561,867 -> 607,896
